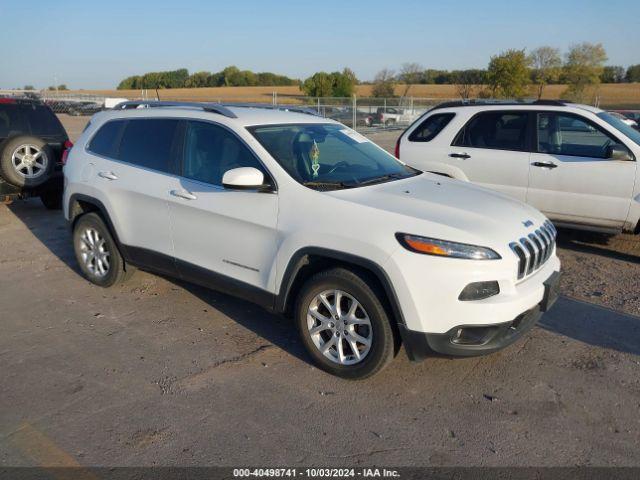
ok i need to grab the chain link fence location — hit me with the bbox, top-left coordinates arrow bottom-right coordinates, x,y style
0,89 -> 450,132
4,88 -> 637,132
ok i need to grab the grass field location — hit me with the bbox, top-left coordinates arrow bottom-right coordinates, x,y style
69,83 -> 640,107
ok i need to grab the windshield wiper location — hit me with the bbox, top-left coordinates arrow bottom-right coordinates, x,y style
302,181 -> 353,190
343,173 -> 406,187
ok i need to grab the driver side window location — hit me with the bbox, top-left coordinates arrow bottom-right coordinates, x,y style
537,113 -> 628,159
182,121 -> 266,186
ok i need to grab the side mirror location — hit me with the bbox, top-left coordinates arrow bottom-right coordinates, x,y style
608,145 -> 634,161
222,167 -> 270,191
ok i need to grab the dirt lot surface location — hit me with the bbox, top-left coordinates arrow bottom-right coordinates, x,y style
66,82 -> 640,106
1,117 -> 639,467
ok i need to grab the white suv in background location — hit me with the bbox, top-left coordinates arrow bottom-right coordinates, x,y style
397,100 -> 640,234
64,101 -> 560,379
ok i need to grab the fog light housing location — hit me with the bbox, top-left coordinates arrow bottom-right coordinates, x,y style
458,281 -> 500,301
451,326 -> 499,345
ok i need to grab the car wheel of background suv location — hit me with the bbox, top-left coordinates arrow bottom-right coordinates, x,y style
0,136 -> 55,188
73,213 -> 134,287
295,268 -> 396,380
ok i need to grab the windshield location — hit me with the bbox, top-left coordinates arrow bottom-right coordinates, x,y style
597,112 -> 640,147
248,123 -> 418,189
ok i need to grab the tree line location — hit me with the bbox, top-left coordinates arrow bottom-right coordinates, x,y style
112,45 -> 640,103
116,66 -> 298,90
371,43 -> 640,102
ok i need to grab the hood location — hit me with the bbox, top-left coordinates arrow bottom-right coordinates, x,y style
327,173 -> 548,252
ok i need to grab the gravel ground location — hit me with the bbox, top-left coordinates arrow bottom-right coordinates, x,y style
0,115 -> 637,468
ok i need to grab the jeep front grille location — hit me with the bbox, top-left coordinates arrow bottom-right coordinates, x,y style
509,221 -> 557,280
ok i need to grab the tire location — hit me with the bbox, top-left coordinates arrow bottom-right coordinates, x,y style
40,189 -> 63,210
73,212 -> 133,287
385,119 -> 396,127
0,136 -> 55,188
295,268 -> 396,380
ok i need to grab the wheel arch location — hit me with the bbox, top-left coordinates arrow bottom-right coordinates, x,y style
67,193 -> 128,260
276,247 -> 406,327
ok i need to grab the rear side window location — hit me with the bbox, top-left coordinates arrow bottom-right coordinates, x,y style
453,111 -> 529,151
118,119 -> 181,173
22,104 -> 65,136
408,113 -> 455,142
88,120 -> 125,158
0,104 -> 28,137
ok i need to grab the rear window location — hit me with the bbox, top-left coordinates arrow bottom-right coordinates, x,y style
408,113 -> 455,142
22,104 -> 66,137
117,119 -> 180,173
0,104 -> 28,137
88,120 -> 125,158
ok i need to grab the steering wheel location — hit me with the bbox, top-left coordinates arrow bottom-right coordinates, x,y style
327,161 -> 350,174
601,139 -> 613,157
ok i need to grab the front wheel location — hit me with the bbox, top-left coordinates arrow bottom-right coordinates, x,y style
295,268 -> 396,379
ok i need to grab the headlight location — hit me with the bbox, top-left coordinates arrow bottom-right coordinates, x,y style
395,233 -> 501,260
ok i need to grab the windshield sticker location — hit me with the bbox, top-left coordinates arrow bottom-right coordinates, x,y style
339,128 -> 369,144
310,140 -> 320,178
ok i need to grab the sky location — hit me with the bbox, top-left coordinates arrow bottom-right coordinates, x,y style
1,0 -> 639,89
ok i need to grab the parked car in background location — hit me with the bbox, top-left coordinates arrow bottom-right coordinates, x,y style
45,99 -> 102,116
322,106 -> 375,128
0,97 -> 72,208
63,101 -> 559,379
397,100 -> 640,235
370,107 -> 420,127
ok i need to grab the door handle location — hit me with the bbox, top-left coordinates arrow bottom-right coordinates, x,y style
532,161 -> 558,169
449,153 -> 471,159
170,189 -> 197,201
98,171 -> 118,180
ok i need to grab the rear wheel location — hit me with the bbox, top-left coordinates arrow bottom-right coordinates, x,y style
295,268 -> 396,379
73,213 -> 133,287
0,136 -> 54,188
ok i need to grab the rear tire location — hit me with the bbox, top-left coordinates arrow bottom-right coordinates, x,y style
295,268 -> 396,380
0,136 -> 54,188
73,213 -> 132,287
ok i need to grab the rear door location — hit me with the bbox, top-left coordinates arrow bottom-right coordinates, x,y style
448,110 -> 532,201
168,120 -> 279,295
527,111 -> 636,228
86,118 -> 183,275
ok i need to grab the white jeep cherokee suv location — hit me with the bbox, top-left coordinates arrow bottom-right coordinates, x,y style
64,101 -> 560,379
397,100 -> 640,234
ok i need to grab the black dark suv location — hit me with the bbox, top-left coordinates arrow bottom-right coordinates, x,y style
0,98 -> 71,209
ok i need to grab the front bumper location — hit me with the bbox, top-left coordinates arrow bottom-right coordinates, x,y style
401,271 -> 561,361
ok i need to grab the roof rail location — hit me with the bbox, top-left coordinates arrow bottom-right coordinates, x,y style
113,101 -> 238,118
222,103 -> 322,117
431,99 -> 568,110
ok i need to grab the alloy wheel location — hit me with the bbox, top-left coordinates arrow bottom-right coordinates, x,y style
78,228 -> 110,278
307,289 -> 373,365
11,144 -> 48,179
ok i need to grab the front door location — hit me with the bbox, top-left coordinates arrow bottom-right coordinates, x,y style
167,120 -> 279,296
527,112 -> 636,228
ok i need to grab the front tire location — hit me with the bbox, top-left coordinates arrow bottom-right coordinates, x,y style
73,212 -> 132,287
295,268 -> 396,379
